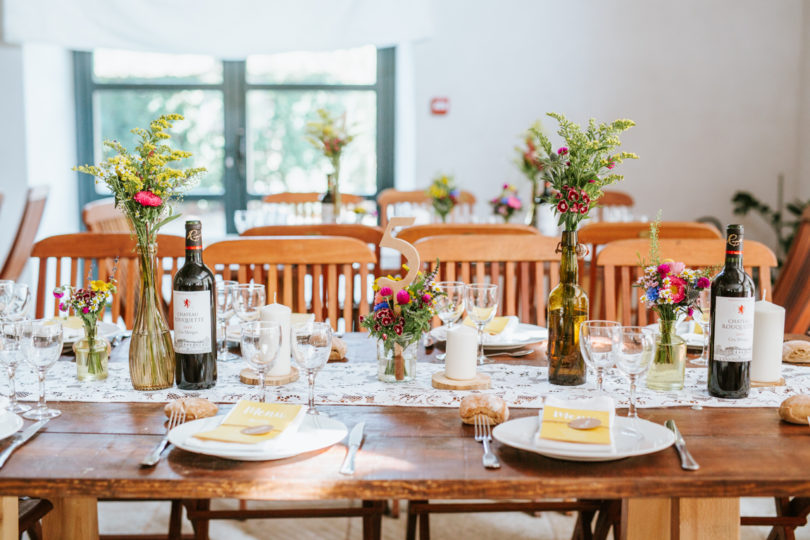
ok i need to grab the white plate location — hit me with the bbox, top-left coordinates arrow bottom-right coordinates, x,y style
493,415 -> 675,462
430,323 -> 548,351
0,412 -> 23,441
168,414 -> 348,461
62,321 -> 123,345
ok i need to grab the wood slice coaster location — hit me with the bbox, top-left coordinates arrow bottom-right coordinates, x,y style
239,366 -> 300,386
751,377 -> 786,388
431,371 -> 491,390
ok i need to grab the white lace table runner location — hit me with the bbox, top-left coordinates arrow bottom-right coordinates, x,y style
8,356 -> 808,408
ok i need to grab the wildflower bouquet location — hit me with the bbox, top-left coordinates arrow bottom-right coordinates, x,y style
74,114 -> 206,248
490,184 -> 522,222
527,112 -> 638,232
54,277 -> 117,377
306,108 -> 355,208
427,174 -> 460,222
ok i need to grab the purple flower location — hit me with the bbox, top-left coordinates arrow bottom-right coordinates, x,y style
379,286 -> 393,297
396,289 -> 411,305
557,147 -> 569,155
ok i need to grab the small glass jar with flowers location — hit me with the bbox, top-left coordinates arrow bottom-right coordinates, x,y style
636,221 -> 713,390
427,174 -> 460,223
490,184 -> 523,223
54,277 -> 118,381
361,266 -> 440,382
306,108 -> 355,221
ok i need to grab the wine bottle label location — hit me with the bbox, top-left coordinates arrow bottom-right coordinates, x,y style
173,290 -> 213,354
712,296 -> 755,362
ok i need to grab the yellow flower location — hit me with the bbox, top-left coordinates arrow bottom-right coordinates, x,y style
90,280 -> 110,292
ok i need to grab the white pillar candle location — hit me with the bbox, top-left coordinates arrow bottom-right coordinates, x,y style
260,304 -> 291,376
751,299 -> 785,382
445,325 -> 478,380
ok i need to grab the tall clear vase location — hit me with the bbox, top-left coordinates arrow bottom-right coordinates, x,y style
646,318 -> 687,391
129,243 -> 175,390
547,231 -> 589,386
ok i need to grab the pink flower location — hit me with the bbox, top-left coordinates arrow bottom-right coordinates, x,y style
557,200 -> 569,213
570,202 -> 580,213
670,262 -> 685,274
566,161 -> 571,166
580,193 -> 591,205
53,291 -> 63,299
502,183 -> 510,189
557,147 -> 569,155
506,196 -> 522,209
697,277 -> 711,289
422,293 -> 432,303
82,306 -> 90,314
588,178 -> 596,183
567,190 -> 579,202
688,307 -> 694,318
555,191 -> 562,199
667,276 -> 687,303
579,203 -> 589,214
394,325 -> 403,336
58,303 -> 66,311
607,161 -> 616,169
133,190 -> 162,207
396,289 -> 411,305
379,286 -> 393,297
657,263 -> 671,275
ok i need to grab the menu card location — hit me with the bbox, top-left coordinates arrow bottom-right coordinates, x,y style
538,396 -> 614,445
194,400 -> 305,445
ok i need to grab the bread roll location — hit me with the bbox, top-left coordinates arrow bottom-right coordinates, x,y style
783,341 -> 810,364
779,395 -> 810,424
329,336 -> 348,362
164,398 -> 218,421
459,394 -> 509,425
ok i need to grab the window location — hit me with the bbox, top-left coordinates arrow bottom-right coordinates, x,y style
74,47 -> 395,236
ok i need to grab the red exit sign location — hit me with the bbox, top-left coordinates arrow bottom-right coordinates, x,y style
430,97 -> 449,115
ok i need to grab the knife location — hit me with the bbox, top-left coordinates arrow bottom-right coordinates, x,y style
0,419 -> 49,469
665,419 -> 700,471
339,422 -> 365,475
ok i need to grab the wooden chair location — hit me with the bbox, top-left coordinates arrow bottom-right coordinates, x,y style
0,186 -> 49,281
202,236 -> 375,332
773,205 -> 810,334
241,224 -> 384,278
594,189 -> 634,222
598,238 -> 777,326
260,192 -> 366,224
579,221 -> 723,318
31,233 -> 185,329
82,198 -> 131,233
396,223 -> 540,244
414,234 -> 559,326
377,188 -> 476,229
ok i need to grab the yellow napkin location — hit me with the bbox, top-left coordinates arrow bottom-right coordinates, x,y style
463,315 -> 509,335
193,400 -> 304,445
52,316 -> 83,329
539,398 -> 614,445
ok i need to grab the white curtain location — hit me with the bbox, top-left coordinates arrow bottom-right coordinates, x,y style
1,0 -> 433,56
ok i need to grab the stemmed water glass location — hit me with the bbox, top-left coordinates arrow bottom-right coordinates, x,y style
693,288 -> 712,366
0,321 -> 30,414
464,283 -> 499,365
434,281 -> 465,360
21,320 -> 63,420
292,322 -> 332,416
615,326 -> 655,438
215,280 -> 238,361
240,320 -> 282,403
233,283 -> 266,324
0,283 -> 30,321
579,320 -> 621,393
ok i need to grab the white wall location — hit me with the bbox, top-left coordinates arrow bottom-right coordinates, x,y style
409,0 -> 806,247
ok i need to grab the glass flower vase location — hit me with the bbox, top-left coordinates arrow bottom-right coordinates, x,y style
129,242 -> 175,390
73,325 -> 109,381
377,333 -> 417,382
646,318 -> 687,391
547,230 -> 589,386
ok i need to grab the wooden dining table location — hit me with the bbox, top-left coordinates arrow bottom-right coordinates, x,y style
0,333 -> 807,540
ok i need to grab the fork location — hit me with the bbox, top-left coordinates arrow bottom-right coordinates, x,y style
141,408 -> 186,467
473,415 -> 501,469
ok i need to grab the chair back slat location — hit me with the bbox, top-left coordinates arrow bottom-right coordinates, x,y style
774,206 -> 810,333
597,238 -> 777,325
377,188 -> 477,229
415,235 -> 560,326
31,233 -> 184,329
1,186 -> 49,281
82,198 -> 131,233
202,237 -> 376,332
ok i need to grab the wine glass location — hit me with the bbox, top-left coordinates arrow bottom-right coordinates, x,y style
579,320 -> 621,393
240,320 -> 282,403
1,283 -> 30,321
0,320 -> 30,413
233,283 -> 266,324
21,320 -> 63,420
434,281 -> 465,360
292,322 -> 332,416
693,288 -> 712,366
615,326 -> 655,438
464,283 -> 499,365
215,280 -> 238,361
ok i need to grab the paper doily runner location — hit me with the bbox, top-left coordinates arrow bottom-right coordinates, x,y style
8,356 -> 808,409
